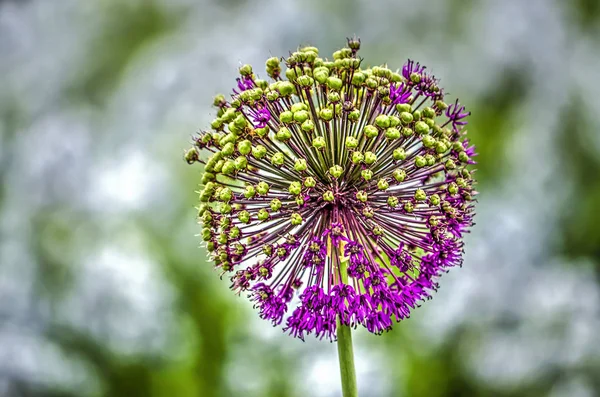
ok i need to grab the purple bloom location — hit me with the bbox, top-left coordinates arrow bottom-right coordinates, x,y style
189,38 -> 477,341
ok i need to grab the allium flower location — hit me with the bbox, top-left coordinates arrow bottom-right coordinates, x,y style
186,38 -> 477,341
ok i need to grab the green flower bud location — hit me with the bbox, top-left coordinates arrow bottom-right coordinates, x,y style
352,151 -> 364,164
304,177 -> 316,188
377,178 -> 389,190
435,100 -> 448,110
276,127 -> 292,142
202,228 -> 213,241
363,125 -> 379,139
414,188 -> 427,201
375,115 -> 391,129
426,118 -> 436,128
271,152 -> 285,166
412,110 -> 421,121
393,148 -> 406,161
385,127 -> 401,140
389,116 -> 400,128
348,109 -> 360,122
234,156 -> 248,170
312,136 -> 326,150
257,209 -> 270,221
278,81 -> 295,96
238,210 -> 250,224
256,182 -> 270,195
323,191 -> 335,202
222,142 -> 235,157
184,147 -> 199,164
289,181 -> 302,195
211,118 -> 223,130
238,140 -> 252,155
319,108 -> 334,121
229,226 -> 241,239
448,182 -> 459,195
435,141 -> 447,154
396,103 -> 412,114
252,145 -> 267,159
430,194 -> 441,206
410,72 -> 421,83
361,169 -> 373,181
327,76 -> 343,90
270,198 -> 282,211
244,185 -> 256,199
234,114 -> 247,130
345,136 -> 359,149
422,135 -> 435,148
425,154 -> 436,166
415,156 -> 427,168
222,160 -> 236,175
387,196 -> 399,208
201,172 -> 216,184
415,121 -> 429,135
266,57 -> 280,69
297,75 -> 314,87
404,201 -> 414,213
294,158 -> 308,172
239,64 -> 253,76
364,151 -> 377,165
290,213 -> 303,226
327,92 -> 341,103
219,187 -> 233,202
293,110 -> 309,123
220,202 -> 232,214
393,169 -> 407,182
315,70 -> 329,84
291,103 -> 308,112
445,159 -> 456,170
459,151 -> 470,163
263,244 -> 273,256
301,119 -> 315,132
217,232 -> 228,245
329,165 -> 344,179
255,126 -> 269,138
356,190 -> 368,202
206,241 -> 215,252
366,77 -> 378,90
213,160 -> 224,173
351,72 -> 366,86
423,107 -> 436,119
266,90 -> 280,101
280,110 -> 294,124
400,112 -> 413,125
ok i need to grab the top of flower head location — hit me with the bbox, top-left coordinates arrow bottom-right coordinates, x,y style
186,37 -> 477,341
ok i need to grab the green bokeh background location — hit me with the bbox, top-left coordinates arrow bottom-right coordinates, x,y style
1,0 -> 599,396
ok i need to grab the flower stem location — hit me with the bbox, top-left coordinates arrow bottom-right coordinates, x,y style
336,258 -> 358,397
337,319 -> 358,397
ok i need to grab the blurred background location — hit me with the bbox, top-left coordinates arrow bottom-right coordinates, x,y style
1,0 -> 600,396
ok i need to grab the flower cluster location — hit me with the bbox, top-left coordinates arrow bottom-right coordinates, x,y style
186,37 -> 477,341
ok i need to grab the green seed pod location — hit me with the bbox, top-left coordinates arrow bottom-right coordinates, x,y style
323,191 -> 335,202
234,156 -> 248,170
256,182 -> 270,195
415,155 -> 427,168
393,148 -> 407,161
387,196 -> 399,208
415,121 -> 430,135
326,76 -> 343,90
271,152 -> 285,166
363,125 -> 379,139
377,179 -> 389,190
319,108 -> 334,121
352,151 -> 364,164
346,136 -> 359,149
270,198 -> 282,211
356,191 -> 368,202
252,145 -> 267,159
238,139 -> 252,155
257,209 -> 270,221
375,115 -> 391,129
364,151 -> 377,165
304,177 -> 316,188
289,181 -> 302,195
244,185 -> 256,199
385,127 -> 401,140
295,158 -> 308,172
329,165 -> 344,179
361,169 -> 373,181
312,136 -> 326,150
290,213 -> 303,225
301,119 -> 315,132
276,127 -> 292,142
400,112 -> 413,126
393,169 -> 407,182
414,189 -> 427,201
238,210 -> 251,224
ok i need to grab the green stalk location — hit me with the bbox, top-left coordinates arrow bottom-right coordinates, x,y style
337,259 -> 358,397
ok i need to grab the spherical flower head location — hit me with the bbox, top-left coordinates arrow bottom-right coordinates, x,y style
187,38 -> 477,341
